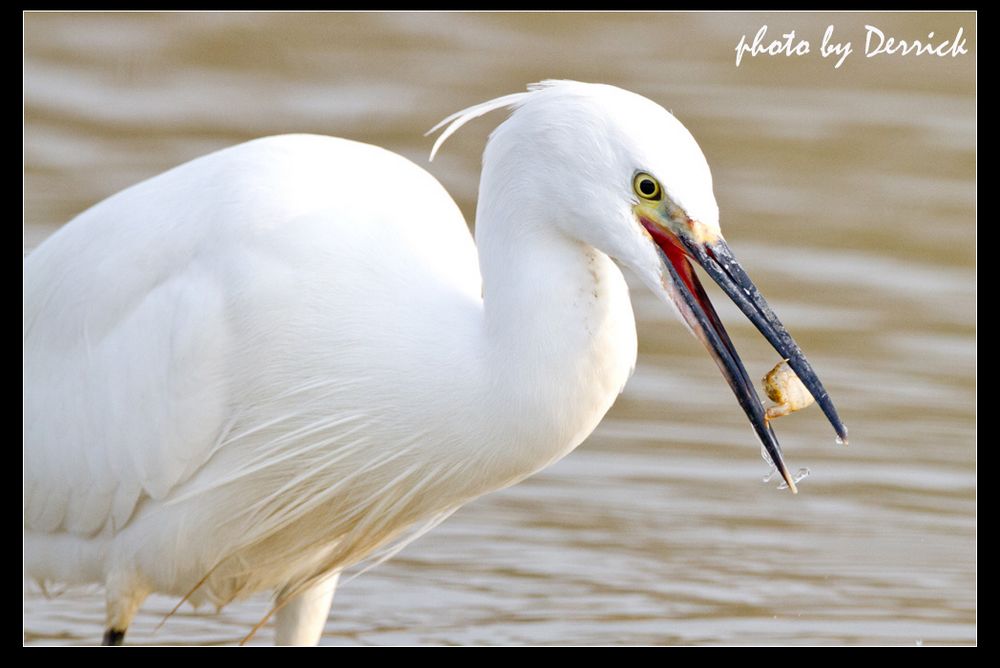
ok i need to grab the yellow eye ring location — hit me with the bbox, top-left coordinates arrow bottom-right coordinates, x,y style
633,173 -> 662,201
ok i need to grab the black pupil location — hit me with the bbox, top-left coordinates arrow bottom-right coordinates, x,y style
639,179 -> 656,196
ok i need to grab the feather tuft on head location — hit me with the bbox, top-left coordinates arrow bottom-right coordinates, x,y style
426,81 -> 576,161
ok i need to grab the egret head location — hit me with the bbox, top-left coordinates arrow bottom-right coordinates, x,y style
430,81 -> 847,490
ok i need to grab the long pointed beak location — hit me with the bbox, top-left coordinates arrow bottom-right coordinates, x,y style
640,217 -> 847,493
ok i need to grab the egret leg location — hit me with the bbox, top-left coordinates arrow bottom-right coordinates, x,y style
102,576 -> 148,646
102,628 -> 126,645
274,573 -> 339,645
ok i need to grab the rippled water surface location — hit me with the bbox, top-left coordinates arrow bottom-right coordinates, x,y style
24,12 -> 976,645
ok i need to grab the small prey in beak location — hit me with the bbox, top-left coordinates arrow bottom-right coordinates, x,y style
763,360 -> 816,421
635,192 -> 847,494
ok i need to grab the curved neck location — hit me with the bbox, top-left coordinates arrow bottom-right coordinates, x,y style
471,188 -> 638,483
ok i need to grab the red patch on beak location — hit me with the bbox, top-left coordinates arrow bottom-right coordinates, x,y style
639,216 -> 699,298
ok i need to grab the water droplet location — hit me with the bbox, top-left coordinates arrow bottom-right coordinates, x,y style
777,467 -> 810,490
760,444 -> 775,467
760,447 -> 810,490
760,445 -> 778,483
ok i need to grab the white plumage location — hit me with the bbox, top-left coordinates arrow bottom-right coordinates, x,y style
23,80 -> 844,645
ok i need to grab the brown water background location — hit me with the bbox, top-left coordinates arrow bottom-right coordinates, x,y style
23,12 -> 976,645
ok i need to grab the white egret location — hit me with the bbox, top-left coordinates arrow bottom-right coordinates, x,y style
23,80 -> 846,645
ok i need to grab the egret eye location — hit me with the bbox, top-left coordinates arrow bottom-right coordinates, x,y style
633,173 -> 662,201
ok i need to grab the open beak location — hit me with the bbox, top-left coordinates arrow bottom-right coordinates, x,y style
639,215 -> 847,493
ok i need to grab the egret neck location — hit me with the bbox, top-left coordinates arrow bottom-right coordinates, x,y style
474,165 -> 638,488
